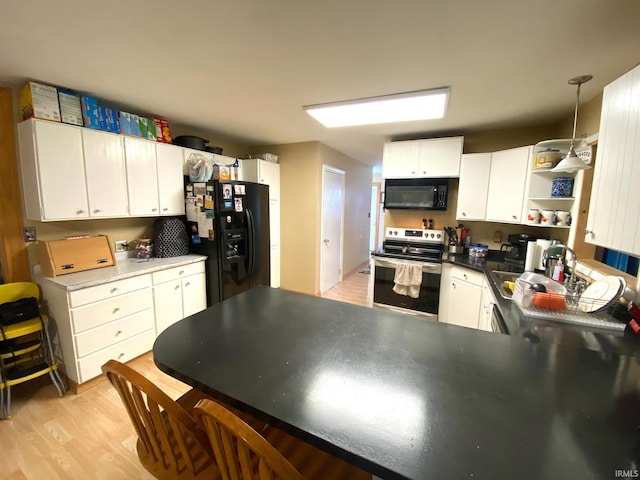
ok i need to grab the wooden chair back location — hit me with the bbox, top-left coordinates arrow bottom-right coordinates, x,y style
194,398 -> 304,480
101,360 -> 215,479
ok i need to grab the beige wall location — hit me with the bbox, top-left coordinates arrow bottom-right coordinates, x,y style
255,142 -> 321,295
318,143 -> 372,277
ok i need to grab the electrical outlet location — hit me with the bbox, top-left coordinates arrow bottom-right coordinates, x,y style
114,240 -> 128,252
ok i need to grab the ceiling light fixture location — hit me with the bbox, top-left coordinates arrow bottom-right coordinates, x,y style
551,75 -> 593,173
303,88 -> 450,128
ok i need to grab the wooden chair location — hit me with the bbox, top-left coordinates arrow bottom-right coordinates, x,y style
0,282 -> 65,419
102,359 -> 219,479
194,398 -> 372,480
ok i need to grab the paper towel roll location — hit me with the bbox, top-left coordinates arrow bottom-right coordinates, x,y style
535,239 -> 552,271
525,241 -> 537,271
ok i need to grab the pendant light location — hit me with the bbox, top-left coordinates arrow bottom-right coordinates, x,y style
551,75 -> 593,173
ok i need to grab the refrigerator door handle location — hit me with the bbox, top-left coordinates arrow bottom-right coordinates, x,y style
246,208 -> 256,276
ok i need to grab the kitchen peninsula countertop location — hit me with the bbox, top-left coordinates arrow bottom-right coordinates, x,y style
34,254 -> 207,291
444,252 -> 640,356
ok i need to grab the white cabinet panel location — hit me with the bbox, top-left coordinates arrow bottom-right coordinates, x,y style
382,141 -> 421,177
270,244 -> 281,288
125,137 -> 159,216
486,146 -> 531,223
77,329 -> 155,384
17,120 -> 89,220
418,136 -> 463,177
82,129 -> 129,217
153,279 -> 183,335
586,64 -> 640,256
457,153 -> 492,220
382,137 -> 463,178
74,309 -> 154,357
447,276 -> 482,329
182,273 -> 206,318
156,143 -> 186,215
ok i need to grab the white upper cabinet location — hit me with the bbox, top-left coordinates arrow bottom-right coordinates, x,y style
156,143 -> 186,215
586,64 -> 640,256
485,146 -> 532,223
457,153 -> 492,221
124,137 -> 160,216
82,129 -> 129,218
241,158 -> 280,201
382,136 -> 463,178
18,119 -> 89,221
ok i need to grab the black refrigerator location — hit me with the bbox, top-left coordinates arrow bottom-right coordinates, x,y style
184,177 -> 270,306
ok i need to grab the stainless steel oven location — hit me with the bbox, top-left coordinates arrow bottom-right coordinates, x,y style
371,228 -> 445,319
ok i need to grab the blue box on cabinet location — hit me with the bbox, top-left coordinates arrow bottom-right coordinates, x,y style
81,96 -> 100,129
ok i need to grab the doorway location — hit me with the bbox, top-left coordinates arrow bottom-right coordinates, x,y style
320,165 -> 345,294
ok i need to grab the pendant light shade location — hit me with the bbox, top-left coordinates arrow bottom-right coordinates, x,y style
551,75 -> 593,173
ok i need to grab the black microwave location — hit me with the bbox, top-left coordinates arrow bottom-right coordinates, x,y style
383,178 -> 449,210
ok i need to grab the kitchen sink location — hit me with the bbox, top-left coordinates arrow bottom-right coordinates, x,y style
490,270 -> 522,300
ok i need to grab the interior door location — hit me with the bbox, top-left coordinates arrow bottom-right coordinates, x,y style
369,184 -> 379,251
320,166 -> 345,293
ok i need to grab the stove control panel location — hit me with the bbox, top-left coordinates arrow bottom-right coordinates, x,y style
385,228 -> 444,244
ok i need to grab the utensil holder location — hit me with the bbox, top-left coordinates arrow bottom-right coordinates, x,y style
449,245 -> 464,254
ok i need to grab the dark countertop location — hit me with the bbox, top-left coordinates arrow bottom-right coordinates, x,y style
444,251 -> 640,357
155,286 -> 640,480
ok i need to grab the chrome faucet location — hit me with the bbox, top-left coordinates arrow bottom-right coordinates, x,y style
543,243 -> 578,284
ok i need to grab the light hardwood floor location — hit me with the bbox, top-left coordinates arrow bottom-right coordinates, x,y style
0,267 -> 371,479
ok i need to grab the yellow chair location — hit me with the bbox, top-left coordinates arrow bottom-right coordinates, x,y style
0,282 -> 65,419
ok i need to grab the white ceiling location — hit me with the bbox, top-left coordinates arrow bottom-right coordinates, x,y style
1,0 -> 640,167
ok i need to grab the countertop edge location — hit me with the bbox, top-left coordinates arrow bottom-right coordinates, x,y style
33,254 -> 207,291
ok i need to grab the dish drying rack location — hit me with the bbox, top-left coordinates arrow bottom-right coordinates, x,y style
512,279 -> 625,331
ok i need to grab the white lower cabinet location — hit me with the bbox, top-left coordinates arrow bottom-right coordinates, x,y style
39,260 -> 207,387
152,262 -> 207,335
444,266 -> 484,330
479,279 -> 497,332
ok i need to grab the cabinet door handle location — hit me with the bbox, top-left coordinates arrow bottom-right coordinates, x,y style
152,208 -> 158,212
463,274 -> 468,280
113,307 -> 120,314
77,209 -> 86,214
179,270 -> 185,275
118,352 -> 125,359
585,229 -> 593,235
185,282 -> 190,287
162,207 -> 168,212
110,287 -> 118,293
174,285 -> 180,290
115,330 -> 123,336
93,209 -> 102,213
462,212 -> 467,216
512,215 -> 517,220
452,282 -> 456,289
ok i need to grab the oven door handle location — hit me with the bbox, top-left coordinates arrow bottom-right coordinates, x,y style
374,257 -> 441,274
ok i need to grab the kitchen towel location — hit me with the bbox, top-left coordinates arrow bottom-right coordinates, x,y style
393,263 -> 423,298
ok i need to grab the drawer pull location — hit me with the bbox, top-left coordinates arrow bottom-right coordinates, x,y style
179,270 -> 185,275
118,352 -> 125,359
463,274 -> 468,280
174,285 -> 180,291
115,330 -> 123,336
110,287 -> 118,294
185,282 -> 190,287
113,307 -> 120,314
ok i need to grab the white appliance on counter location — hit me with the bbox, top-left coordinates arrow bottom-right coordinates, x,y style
369,228 -> 445,319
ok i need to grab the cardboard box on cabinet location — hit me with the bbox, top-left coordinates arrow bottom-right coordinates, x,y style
18,82 -> 61,122
152,117 -> 172,143
81,96 -> 100,129
57,88 -> 83,126
120,111 -> 141,137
